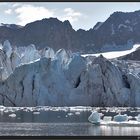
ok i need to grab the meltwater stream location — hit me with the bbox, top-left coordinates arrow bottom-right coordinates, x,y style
0,106 -> 140,136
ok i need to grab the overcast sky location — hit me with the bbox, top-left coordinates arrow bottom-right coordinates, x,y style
0,2 -> 140,30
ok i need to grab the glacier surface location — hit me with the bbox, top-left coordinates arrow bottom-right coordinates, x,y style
0,41 -> 140,107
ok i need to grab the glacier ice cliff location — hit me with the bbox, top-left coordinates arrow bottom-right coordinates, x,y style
0,41 -> 140,107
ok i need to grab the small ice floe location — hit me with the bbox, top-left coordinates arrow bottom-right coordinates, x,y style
103,116 -> 112,122
88,111 -> 101,124
67,112 -> 73,116
9,113 -> 16,118
95,107 -> 100,111
99,113 -> 104,117
4,109 -> 9,113
33,112 -> 40,115
113,114 -> 128,122
0,106 -> 5,112
23,108 -> 30,112
101,110 -> 106,112
75,112 -> 81,115
70,106 -> 92,112
136,114 -> 140,122
7,108 -> 15,113
128,116 -> 133,120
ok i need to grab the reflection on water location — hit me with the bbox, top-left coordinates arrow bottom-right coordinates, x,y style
0,122 -> 139,136
88,125 -> 140,136
0,106 -> 140,136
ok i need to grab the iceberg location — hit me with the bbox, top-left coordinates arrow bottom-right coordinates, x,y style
113,114 -> 128,122
9,113 -> 16,118
103,116 -> 112,121
88,111 -> 101,124
136,114 -> 140,122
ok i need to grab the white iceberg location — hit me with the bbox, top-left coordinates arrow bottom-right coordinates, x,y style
9,113 -> 16,118
103,116 -> 112,121
33,112 -> 40,115
88,111 -> 101,124
136,114 -> 140,122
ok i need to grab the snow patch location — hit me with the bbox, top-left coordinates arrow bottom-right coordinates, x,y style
118,24 -> 133,32
82,44 -> 140,59
111,24 -> 115,35
94,22 -> 103,30
118,24 -> 127,29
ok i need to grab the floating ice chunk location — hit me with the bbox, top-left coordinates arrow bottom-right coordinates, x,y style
4,109 -> 9,113
67,112 -> 73,116
75,112 -> 81,115
70,106 -> 92,112
103,116 -> 112,121
113,114 -> 128,122
0,106 -> 5,112
33,112 -> 40,115
99,113 -> 104,117
23,108 -> 30,112
88,111 -> 101,124
128,116 -> 133,120
136,114 -> 140,122
9,113 -> 16,118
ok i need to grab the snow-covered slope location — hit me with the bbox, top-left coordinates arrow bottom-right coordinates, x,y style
0,41 -> 140,107
82,44 -> 140,59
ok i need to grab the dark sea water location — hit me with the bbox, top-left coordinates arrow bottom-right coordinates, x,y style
0,106 -> 140,136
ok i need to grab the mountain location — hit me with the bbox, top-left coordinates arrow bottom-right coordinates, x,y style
0,18 -> 77,51
118,46 -> 140,60
1,10 -> 140,53
0,41 -> 140,107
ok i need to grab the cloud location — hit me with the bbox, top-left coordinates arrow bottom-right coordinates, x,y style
15,5 -> 54,25
58,8 -> 82,23
14,5 -> 83,27
5,9 -> 12,14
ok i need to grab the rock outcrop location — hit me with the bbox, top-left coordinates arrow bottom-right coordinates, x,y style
118,47 -> 140,61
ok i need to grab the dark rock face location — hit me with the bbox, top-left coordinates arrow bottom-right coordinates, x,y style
118,47 -> 140,60
1,10 -> 140,53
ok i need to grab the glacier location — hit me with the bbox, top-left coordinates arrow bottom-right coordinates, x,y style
0,40 -> 140,107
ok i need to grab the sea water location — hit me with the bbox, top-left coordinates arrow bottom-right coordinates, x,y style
0,106 -> 140,136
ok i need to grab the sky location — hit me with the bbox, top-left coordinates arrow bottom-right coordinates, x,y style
1,2 -> 140,30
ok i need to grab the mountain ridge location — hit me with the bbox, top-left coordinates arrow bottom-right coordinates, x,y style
1,10 -> 140,53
